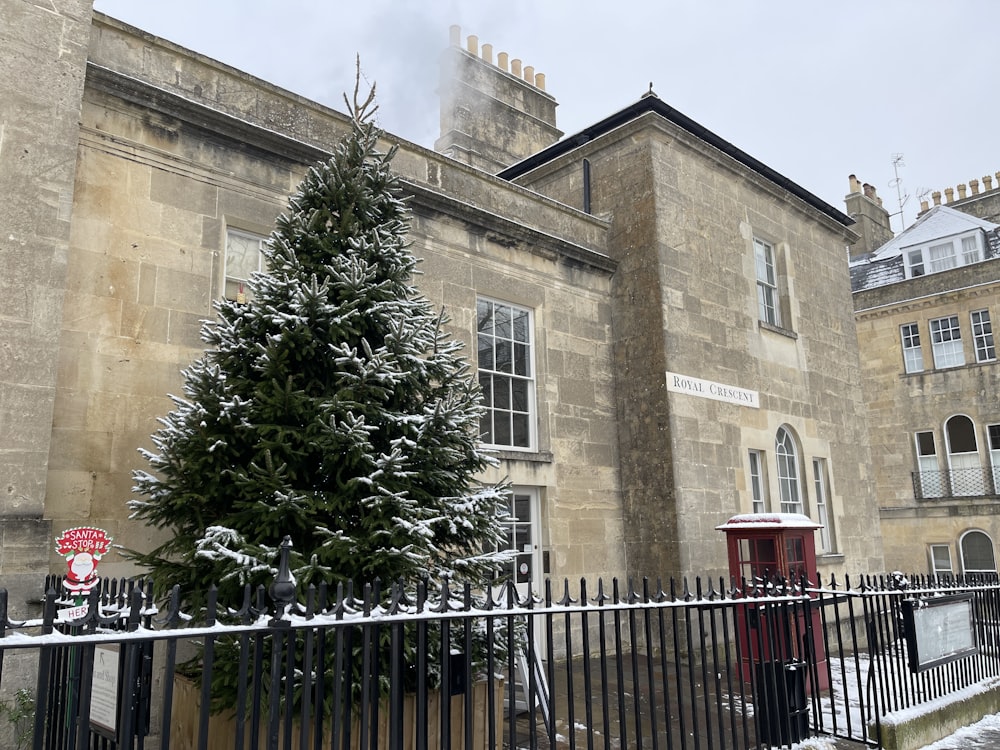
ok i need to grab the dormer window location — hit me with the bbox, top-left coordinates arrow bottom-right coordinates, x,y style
928,242 -> 956,272
962,235 -> 982,264
904,230 -> 984,279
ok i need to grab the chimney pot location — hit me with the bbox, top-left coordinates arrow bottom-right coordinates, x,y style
498,51 -> 509,72
945,187 -> 955,203
921,199 -> 930,213
933,191 -> 942,206
511,58 -> 522,77
523,65 -> 535,84
849,174 -> 862,193
863,183 -> 876,200
958,184 -> 968,199
481,43 -> 493,65
985,175 -> 994,191
449,25 -> 461,47
971,178 -> 980,195
535,72 -> 546,91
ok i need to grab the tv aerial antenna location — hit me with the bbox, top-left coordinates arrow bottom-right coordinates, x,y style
888,154 -> 909,233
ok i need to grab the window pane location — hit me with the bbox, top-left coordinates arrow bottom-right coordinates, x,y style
755,238 -> 781,327
930,316 -> 965,368
495,340 -> 512,373
990,424 -> 1000,451
512,413 -> 530,447
513,309 -> 530,342
749,450 -> 766,513
962,531 -> 997,573
962,235 -> 981,264
477,297 -> 535,450
514,342 -> 530,377
917,431 -> 936,456
477,300 -> 493,333
946,415 -> 977,453
511,378 -> 529,412
775,427 -> 802,513
972,310 -> 995,362
495,304 -> 511,339
225,229 -> 265,301
494,413 -> 511,445
226,231 -> 263,280
478,335 -> 494,370
901,323 -> 923,373
495,378 -> 510,410
928,242 -> 956,272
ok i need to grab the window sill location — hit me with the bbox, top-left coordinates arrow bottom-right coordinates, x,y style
817,553 -> 844,565
758,321 -> 798,340
488,449 -> 554,464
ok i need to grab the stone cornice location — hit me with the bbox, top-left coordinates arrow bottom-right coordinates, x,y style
84,63 -> 615,277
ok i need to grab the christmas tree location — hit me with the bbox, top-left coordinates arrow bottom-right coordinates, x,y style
128,77 -> 510,612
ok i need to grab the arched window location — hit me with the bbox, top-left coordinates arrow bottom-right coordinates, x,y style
775,427 -> 803,514
960,530 -> 997,575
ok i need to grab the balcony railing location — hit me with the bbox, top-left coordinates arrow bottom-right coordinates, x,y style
912,467 -> 1000,499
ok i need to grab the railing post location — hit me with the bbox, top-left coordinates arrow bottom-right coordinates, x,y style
267,537 -> 296,750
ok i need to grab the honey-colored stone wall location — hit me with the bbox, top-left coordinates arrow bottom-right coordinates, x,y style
44,16 -> 624,591
0,0 -> 93,616
855,266 -> 1000,573
513,114 -> 883,581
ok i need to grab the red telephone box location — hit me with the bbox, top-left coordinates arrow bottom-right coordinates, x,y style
717,513 -> 828,690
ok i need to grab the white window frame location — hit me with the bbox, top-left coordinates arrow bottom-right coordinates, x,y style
900,322 -> 924,373
906,248 -> 925,278
905,231 -> 983,279
812,458 -> 834,553
929,315 -> 965,369
224,228 -> 266,302
748,449 -> 767,513
929,544 -> 953,578
754,238 -> 780,327
971,309 -> 996,363
477,298 -> 536,451
989,424 -> 1000,494
775,427 -> 803,514
962,235 -> 982,264
916,431 -> 944,498
928,241 -> 957,272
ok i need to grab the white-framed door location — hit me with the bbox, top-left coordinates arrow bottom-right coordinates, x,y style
498,487 -> 543,601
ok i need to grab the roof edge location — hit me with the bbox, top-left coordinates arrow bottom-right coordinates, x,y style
498,95 -> 854,228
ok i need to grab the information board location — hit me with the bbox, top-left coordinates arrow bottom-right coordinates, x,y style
901,593 -> 978,673
90,644 -> 120,738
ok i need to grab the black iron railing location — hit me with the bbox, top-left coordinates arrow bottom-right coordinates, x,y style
4,546 -> 1000,748
912,467 -> 1000,499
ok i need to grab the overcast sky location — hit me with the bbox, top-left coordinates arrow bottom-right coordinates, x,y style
93,1 -> 996,233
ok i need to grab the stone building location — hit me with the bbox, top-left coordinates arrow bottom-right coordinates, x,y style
0,1 -> 884,615
851,177 -> 1000,574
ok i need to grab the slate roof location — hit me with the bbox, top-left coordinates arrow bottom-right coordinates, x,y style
850,205 -> 1000,292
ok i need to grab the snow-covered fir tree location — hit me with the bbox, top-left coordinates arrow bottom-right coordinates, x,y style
128,81 -> 510,610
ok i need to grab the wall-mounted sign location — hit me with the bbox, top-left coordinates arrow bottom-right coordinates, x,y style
55,526 -> 113,595
666,372 -> 760,408
901,593 -> 978,672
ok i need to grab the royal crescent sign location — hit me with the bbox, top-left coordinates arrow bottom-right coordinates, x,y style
665,372 -> 760,408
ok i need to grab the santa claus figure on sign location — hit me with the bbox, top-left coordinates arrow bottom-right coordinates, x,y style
56,527 -> 112,595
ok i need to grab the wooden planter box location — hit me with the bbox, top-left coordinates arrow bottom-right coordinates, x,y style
170,675 -> 504,750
